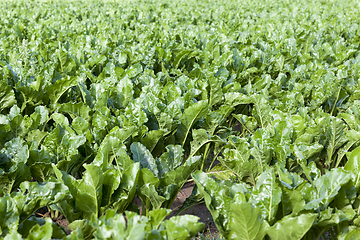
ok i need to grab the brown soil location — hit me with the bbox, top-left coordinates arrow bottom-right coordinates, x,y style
55,217 -> 71,235
169,181 -> 220,238
35,207 -> 71,235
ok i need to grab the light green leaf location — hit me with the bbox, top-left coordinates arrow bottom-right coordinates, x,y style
250,169 -> 282,224
25,218 -> 53,240
93,126 -> 136,171
338,227 -> 360,240
229,202 -> 267,240
324,117 -> 348,166
176,100 -> 208,147
46,76 -> 79,104
251,94 -> 271,128
15,181 -> 69,223
266,214 -> 317,240
345,145 -> 360,187
190,128 -> 224,158
141,130 -> 164,153
164,215 -> 204,239
0,81 -> 16,113
76,164 -> 104,219
0,195 -> 19,236
58,102 -> 91,121
192,170 -> 233,238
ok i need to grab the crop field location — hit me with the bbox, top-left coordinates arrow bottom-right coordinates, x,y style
1,0 -> 360,239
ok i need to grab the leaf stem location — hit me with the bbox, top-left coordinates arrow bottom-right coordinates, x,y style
145,199 -> 150,217
330,87 -> 341,116
314,228 -> 326,240
207,146 -> 224,172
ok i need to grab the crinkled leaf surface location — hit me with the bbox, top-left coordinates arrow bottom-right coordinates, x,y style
249,169 -> 282,225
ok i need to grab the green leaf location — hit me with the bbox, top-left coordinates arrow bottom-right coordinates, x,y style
192,170 -> 232,238
271,120 -> 293,163
173,50 -> 193,69
340,112 -> 360,131
190,128 -> 224,158
18,216 -> 66,239
249,169 -> 282,225
125,211 -> 150,239
63,228 -> 84,240
71,117 -> 90,135
0,138 -> 31,195
276,165 -> 306,215
160,156 -> 202,208
205,105 -> 234,135
0,195 -> 19,237
28,148 -> 52,182
92,210 -> 143,240
315,168 -> 351,206
266,214 -> 317,240
46,76 -> 79,104
221,136 -> 257,182
163,215 -> 204,239
68,219 -> 94,239
90,208 -> 203,240
281,186 -> 306,215
292,143 -> 324,161
43,124 -> 86,174
15,181 -> 69,223
33,106 -> 49,126
76,164 -> 104,219
338,227 -> 360,240
0,80 -> 16,113
224,92 -> 252,106
111,162 -> 140,213
52,164 -> 79,201
207,69 -> 226,106
251,94 -> 271,128
336,130 -> 360,168
124,62 -> 142,78
93,126 -> 136,171
0,106 -> 31,144
131,142 -> 158,177
146,208 -> 171,230
324,117 -> 348,166
299,161 -> 321,184
276,163 -> 304,189
138,168 -> 166,210
176,100 -> 208,147
25,218 -> 53,240
250,128 -> 273,171
233,114 -> 258,133
3,228 -> 22,240
316,206 -> 355,227
345,146 -> 360,187
141,130 -> 164,153
58,102 -> 91,121
207,163 -> 235,181
100,168 -> 121,214
156,145 -> 184,177
229,202 -> 267,240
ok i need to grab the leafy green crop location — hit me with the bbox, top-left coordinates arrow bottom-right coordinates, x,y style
1,0 -> 360,239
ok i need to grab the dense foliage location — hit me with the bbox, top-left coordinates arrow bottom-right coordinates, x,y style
1,0 -> 360,239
